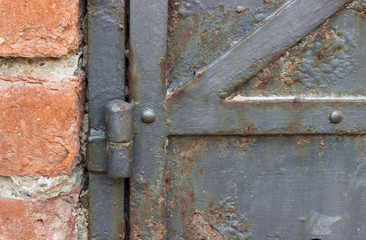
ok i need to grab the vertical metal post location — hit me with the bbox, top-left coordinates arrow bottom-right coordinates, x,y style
87,0 -> 127,238
129,0 -> 169,238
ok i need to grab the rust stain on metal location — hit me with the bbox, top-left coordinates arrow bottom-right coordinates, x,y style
191,212 -> 224,240
117,103 -> 127,111
207,197 -> 253,239
166,137 -> 210,237
243,221 -> 254,233
347,0 -> 366,14
166,137 -> 255,238
167,85 -> 185,101
199,167 -> 204,179
247,180 -> 251,187
128,46 -> 140,101
160,52 -> 170,97
241,122 -> 259,135
295,137 -> 310,149
130,189 -> 167,239
121,219 -> 126,240
130,214 -> 143,240
299,217 -> 307,240
130,169 -> 167,238
237,138 -> 251,149
146,216 -> 166,240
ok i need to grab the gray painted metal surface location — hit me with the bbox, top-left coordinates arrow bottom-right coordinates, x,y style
129,0 -> 168,238
166,135 -> 366,239
167,0 -> 356,135
88,173 -> 126,239
87,0 -> 127,238
87,0 -> 126,132
128,0 -> 366,239
87,132 -> 106,172
107,142 -> 134,179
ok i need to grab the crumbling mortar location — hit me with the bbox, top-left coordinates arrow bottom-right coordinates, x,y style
75,0 -> 89,239
0,165 -> 84,201
0,53 -> 82,83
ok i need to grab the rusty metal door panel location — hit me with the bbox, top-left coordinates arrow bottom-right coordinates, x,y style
166,136 -> 366,239
128,0 -> 366,239
167,1 -> 366,135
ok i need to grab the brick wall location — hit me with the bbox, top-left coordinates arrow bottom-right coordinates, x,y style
0,0 -> 87,239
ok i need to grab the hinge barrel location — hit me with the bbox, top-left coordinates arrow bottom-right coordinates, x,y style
105,99 -> 135,178
105,99 -> 135,143
107,142 -> 133,178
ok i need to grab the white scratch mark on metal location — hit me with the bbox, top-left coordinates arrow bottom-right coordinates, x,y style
308,211 -> 342,235
231,95 -> 366,103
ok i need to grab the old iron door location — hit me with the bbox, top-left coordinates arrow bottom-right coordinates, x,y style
129,0 -> 366,239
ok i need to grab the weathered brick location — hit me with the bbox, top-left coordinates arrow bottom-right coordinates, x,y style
0,75 -> 84,177
0,187 -> 81,240
0,0 -> 81,57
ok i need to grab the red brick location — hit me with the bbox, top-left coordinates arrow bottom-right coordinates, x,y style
0,0 -> 80,57
0,187 -> 81,240
0,75 -> 84,176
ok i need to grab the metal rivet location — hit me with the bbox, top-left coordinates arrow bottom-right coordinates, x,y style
141,109 -> 156,124
329,110 -> 343,124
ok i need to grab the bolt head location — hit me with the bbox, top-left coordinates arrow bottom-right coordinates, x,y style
141,109 -> 156,124
329,110 -> 343,124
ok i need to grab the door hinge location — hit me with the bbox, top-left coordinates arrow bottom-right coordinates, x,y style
105,99 -> 135,178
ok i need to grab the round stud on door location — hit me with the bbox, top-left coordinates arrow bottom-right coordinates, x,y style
329,110 -> 343,124
141,109 -> 156,124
